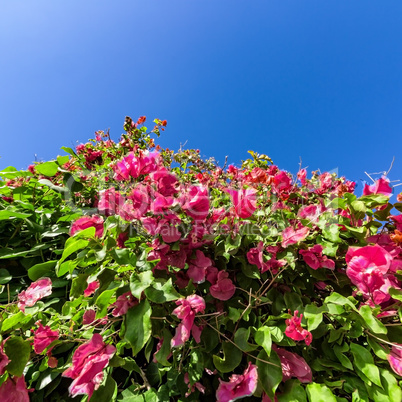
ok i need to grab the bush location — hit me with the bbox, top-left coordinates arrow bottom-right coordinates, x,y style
0,116 -> 402,401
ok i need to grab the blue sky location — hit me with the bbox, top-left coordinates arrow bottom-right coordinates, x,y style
1,1 -> 402,193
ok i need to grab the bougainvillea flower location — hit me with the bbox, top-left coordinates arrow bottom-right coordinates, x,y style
84,281 -> 100,297
363,177 -> 392,197
151,168 -> 178,196
346,245 -> 394,303
184,372 -> 206,398
187,250 -> 213,284
388,344 -> 402,376
209,271 -> 236,301
70,215 -> 104,238
0,342 -> 10,376
97,187 -> 125,216
273,171 -> 292,194
182,185 -> 210,221
18,277 -> 52,312
111,292 -> 138,317
33,321 -> 59,354
216,362 -> 258,402
281,225 -> 309,248
0,376 -> 32,402
62,334 -> 116,401
273,345 -> 312,383
247,241 -> 265,270
83,309 -> 96,325
298,204 -> 323,224
297,168 -> 307,185
227,188 -> 257,219
390,215 -> 402,232
299,245 -> 335,270
171,295 -> 206,348
285,310 -> 312,345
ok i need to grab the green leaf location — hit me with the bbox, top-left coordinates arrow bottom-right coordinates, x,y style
379,368 -> 402,402
213,341 -> 242,373
255,326 -> 272,356
91,375 -> 117,402
35,162 -> 59,177
57,155 -> 70,166
125,300 -> 152,355
333,344 -> 353,370
306,383 -> 337,402
359,305 -> 387,334
154,329 -> 172,366
95,289 -> 117,318
56,260 -> 78,277
322,224 -> 342,243
0,269 -> 11,285
57,237 -> 89,268
350,343 -> 382,387
277,380 -> 307,402
4,336 -> 31,376
256,349 -> 282,399
130,271 -> 154,299
304,304 -> 324,331
28,261 -> 57,281
389,287 -> 402,302
0,210 -> 32,220
367,337 -> 389,360
359,194 -> 389,208
36,371 -> 59,390
1,311 -> 31,332
144,278 -> 180,303
60,146 -> 77,157
325,292 -> 357,311
70,274 -> 90,299
234,327 -> 258,352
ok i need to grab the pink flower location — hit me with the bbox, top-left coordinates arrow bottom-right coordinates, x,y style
83,309 -> 96,325
187,250 -> 213,284
227,188 -> 257,219
97,188 -> 125,216
182,186 -> 210,221
281,225 -> 309,248
84,281 -> 100,297
299,245 -> 335,270
70,215 -> 104,238
346,245 -> 394,304
111,292 -> 138,317
388,344 -> 402,376
33,321 -> 59,354
184,373 -> 206,398
0,342 -> 10,376
273,171 -> 292,194
285,310 -> 312,345
273,345 -> 312,383
18,277 -> 52,312
297,169 -> 307,185
0,376 -> 32,402
216,362 -> 258,402
171,295 -> 206,348
363,177 -> 392,197
210,271 -> 236,301
62,334 -> 116,401
298,204 -> 323,224
151,168 -> 178,196
247,242 -> 265,270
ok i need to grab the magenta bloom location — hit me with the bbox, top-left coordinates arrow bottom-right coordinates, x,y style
388,344 -> 402,376
111,292 -> 138,317
0,376 -> 32,402
273,171 -> 292,193
285,311 -> 312,345
187,250 -> 213,284
247,241 -> 265,270
83,309 -> 96,325
62,334 -> 116,401
216,362 -> 258,402
0,342 -> 10,376
84,281 -> 100,297
182,185 -> 210,221
18,277 -> 52,312
281,225 -> 309,248
210,271 -> 236,301
227,188 -> 257,219
273,346 -> 312,383
299,245 -> 335,270
363,177 -> 392,197
171,295 -> 206,348
151,168 -> 178,196
70,215 -> 104,238
298,204 -> 323,224
33,321 -> 59,354
346,245 -> 394,304
97,188 -> 125,216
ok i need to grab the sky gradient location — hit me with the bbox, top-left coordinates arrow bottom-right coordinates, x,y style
1,1 -> 402,193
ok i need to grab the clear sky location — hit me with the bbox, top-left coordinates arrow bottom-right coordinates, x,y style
1,1 -> 402,193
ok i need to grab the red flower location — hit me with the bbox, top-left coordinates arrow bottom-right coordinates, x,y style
216,362 -> 258,402
70,215 -> 104,238
62,334 -> 116,401
84,281 -> 100,297
209,271 -> 236,301
227,188 -> 257,219
0,341 -> 10,376
18,278 -> 52,312
285,310 -> 312,345
273,345 -> 312,383
0,376 -> 32,402
33,321 -> 59,354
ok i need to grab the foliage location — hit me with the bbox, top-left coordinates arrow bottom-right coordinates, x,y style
0,116 -> 402,401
